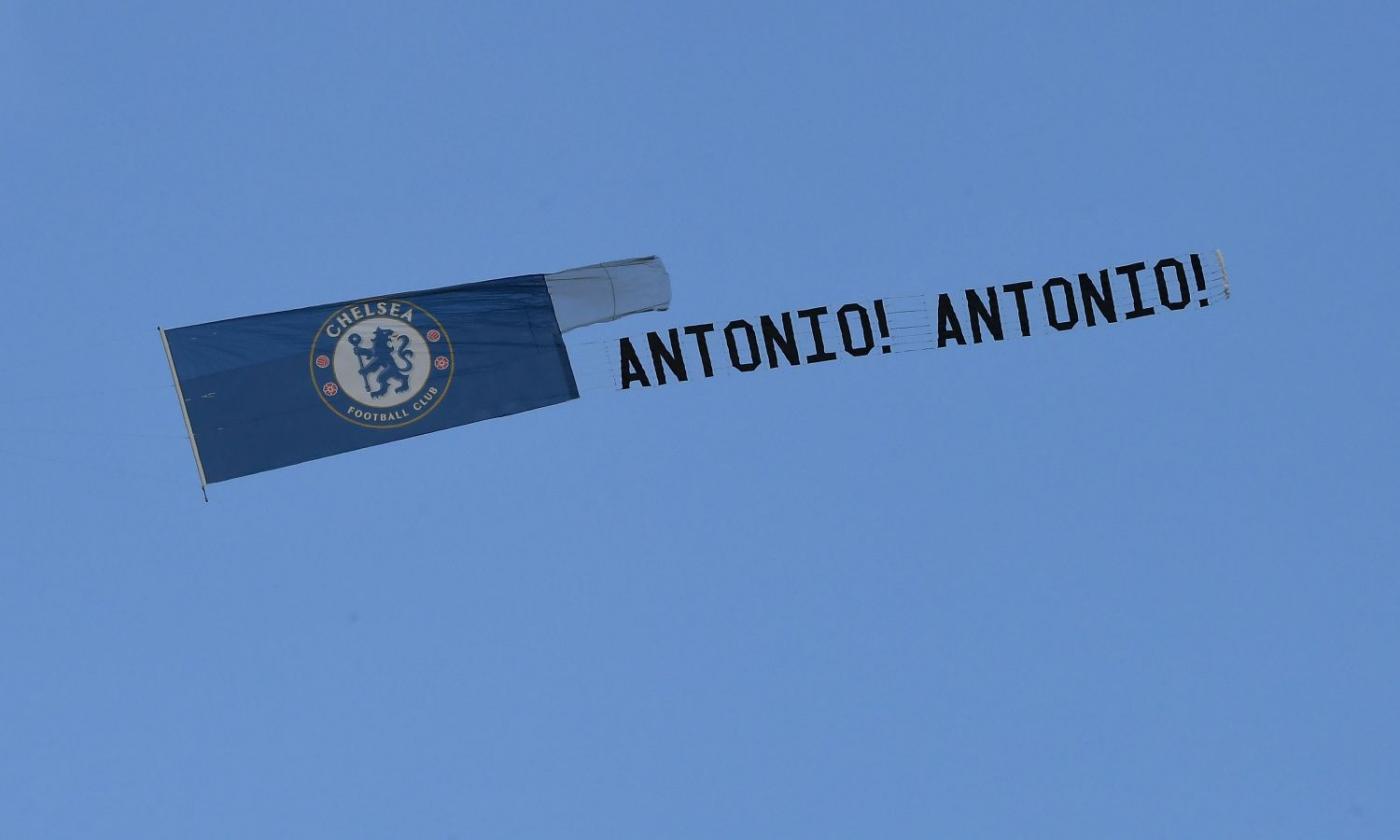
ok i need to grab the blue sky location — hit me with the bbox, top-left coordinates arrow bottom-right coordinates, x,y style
2,1 -> 1397,837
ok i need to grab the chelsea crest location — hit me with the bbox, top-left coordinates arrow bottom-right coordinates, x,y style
311,300 -> 453,429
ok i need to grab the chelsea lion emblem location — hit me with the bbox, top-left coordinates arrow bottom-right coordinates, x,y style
311,300 -> 453,429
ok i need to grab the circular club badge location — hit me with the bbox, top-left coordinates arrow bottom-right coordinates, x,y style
311,300 -> 453,429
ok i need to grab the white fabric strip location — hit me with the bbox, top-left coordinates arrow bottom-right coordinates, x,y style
545,256 -> 671,333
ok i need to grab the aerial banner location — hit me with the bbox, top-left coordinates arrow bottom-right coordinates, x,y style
160,258 -> 669,490
162,249 -> 1229,495
572,249 -> 1231,393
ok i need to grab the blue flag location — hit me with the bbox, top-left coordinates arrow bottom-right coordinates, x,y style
162,274 -> 578,484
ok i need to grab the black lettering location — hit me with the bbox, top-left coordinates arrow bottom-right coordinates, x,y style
965,287 -> 1003,343
1154,258 -> 1191,311
619,337 -> 650,389
1043,277 -> 1078,331
873,298 -> 892,354
724,319 -> 762,372
1190,253 -> 1210,307
837,304 -> 875,356
797,307 -> 838,363
1001,281 -> 1035,337
1078,270 -> 1117,326
1115,261 -> 1154,319
647,328 -> 688,384
759,313 -> 801,368
684,323 -> 717,377
936,293 -> 966,347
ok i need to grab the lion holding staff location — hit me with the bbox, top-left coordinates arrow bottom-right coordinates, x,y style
348,328 -> 414,397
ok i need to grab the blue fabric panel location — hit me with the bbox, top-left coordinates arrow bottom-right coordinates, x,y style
164,274 -> 576,483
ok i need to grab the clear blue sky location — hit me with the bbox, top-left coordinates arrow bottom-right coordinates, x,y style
2,2 -> 1397,837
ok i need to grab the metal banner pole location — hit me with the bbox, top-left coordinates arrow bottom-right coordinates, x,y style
1215,249 -> 1232,300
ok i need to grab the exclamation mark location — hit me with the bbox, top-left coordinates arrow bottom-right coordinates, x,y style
1190,253 -> 1210,307
874,298 -> 892,353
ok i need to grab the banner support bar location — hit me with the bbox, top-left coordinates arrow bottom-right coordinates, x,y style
158,327 -> 209,502
1215,249 -> 1231,300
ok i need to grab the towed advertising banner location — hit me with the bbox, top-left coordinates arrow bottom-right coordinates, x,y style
573,250 -> 1231,393
160,250 -> 1229,494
